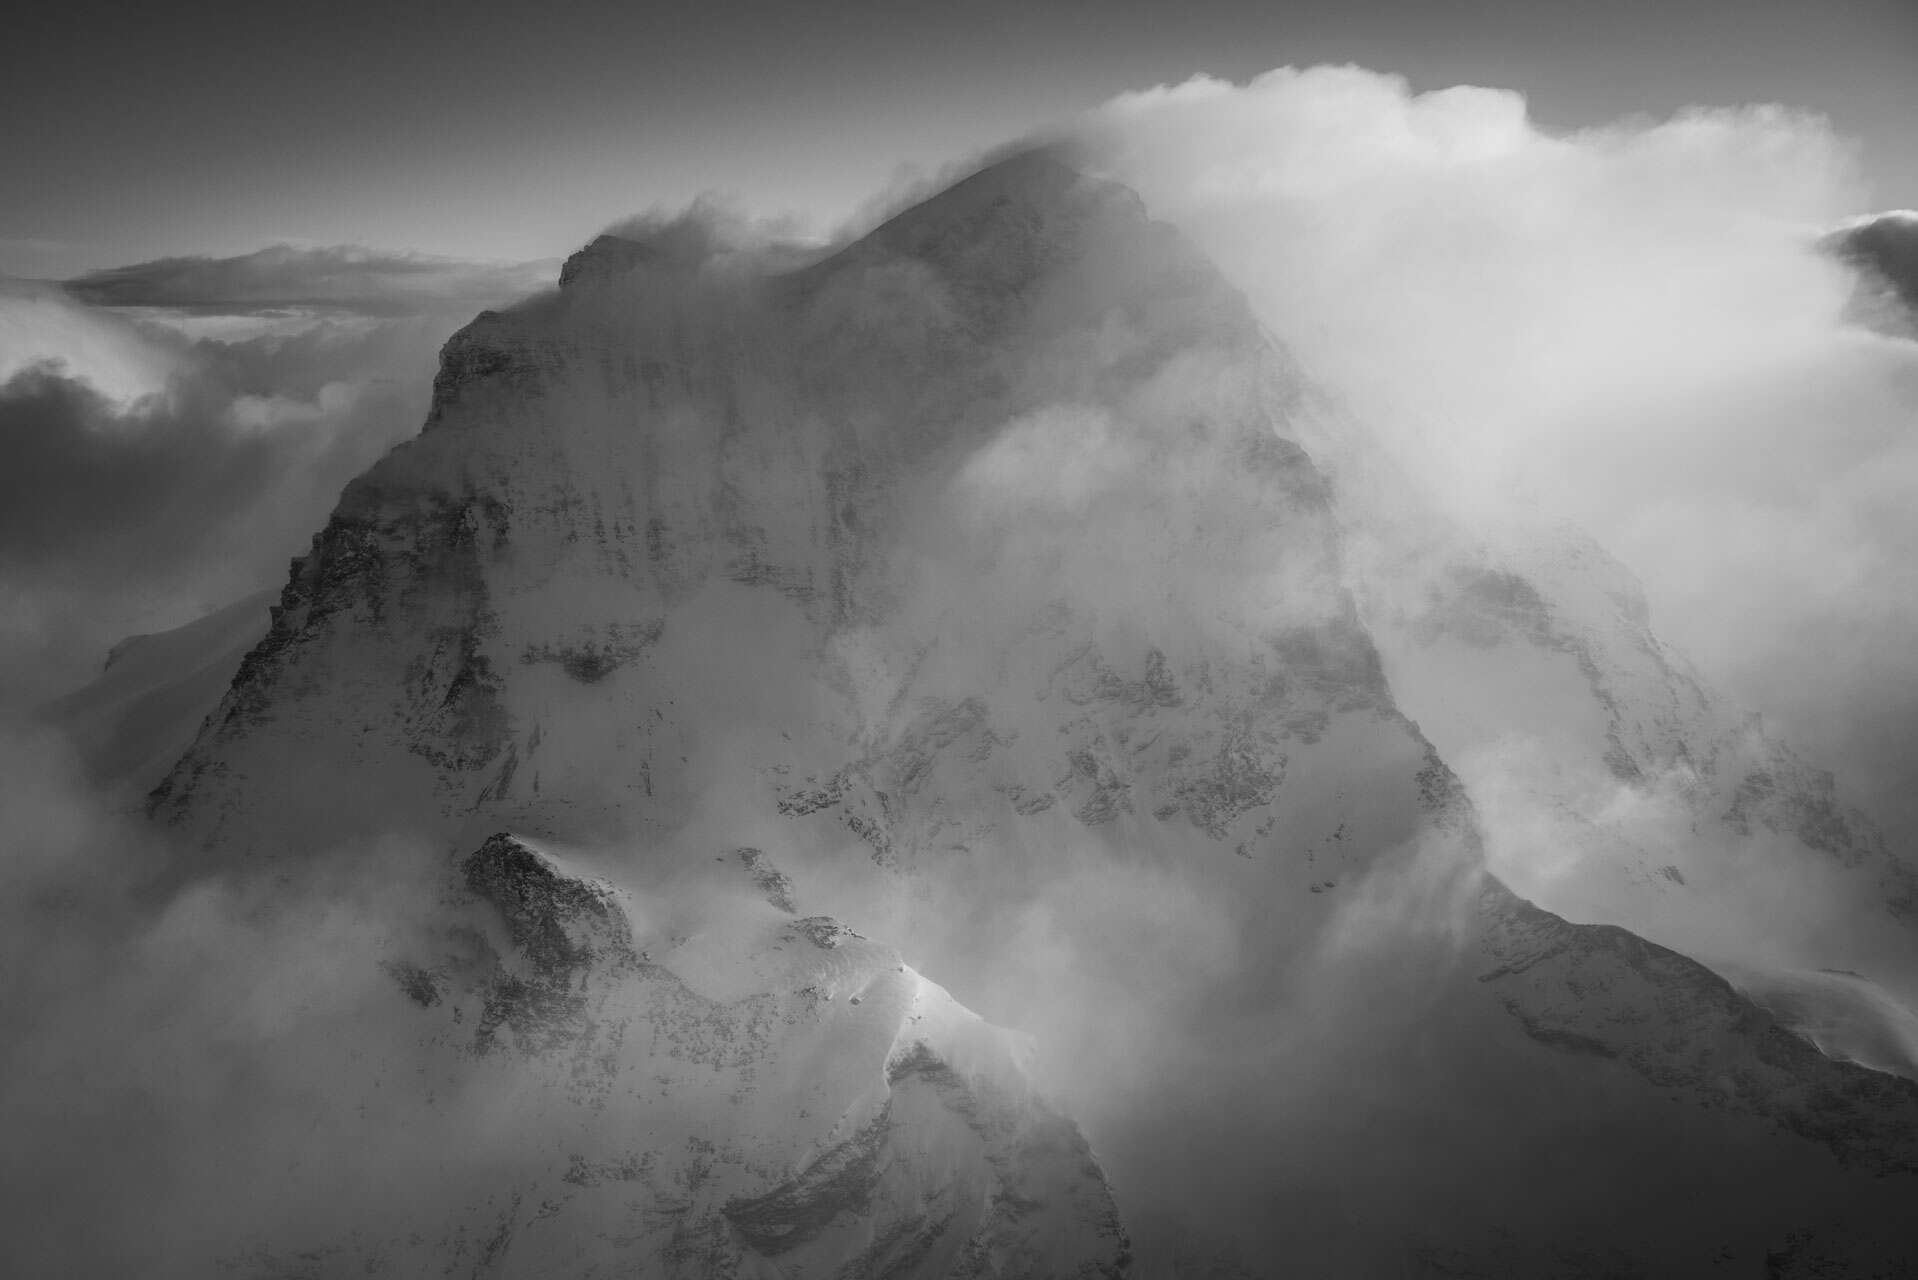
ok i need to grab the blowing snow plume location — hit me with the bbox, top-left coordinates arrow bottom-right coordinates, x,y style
12,73 -> 1918,1279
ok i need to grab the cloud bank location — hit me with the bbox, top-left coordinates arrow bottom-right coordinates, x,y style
1082,65 -> 1918,848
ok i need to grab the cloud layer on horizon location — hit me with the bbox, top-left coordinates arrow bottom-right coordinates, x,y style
63,243 -> 556,315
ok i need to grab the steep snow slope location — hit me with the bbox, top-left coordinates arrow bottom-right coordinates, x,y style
38,589 -> 273,796
119,150 -> 1918,1274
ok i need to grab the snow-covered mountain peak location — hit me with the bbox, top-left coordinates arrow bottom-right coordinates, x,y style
91,154 -> 1918,1274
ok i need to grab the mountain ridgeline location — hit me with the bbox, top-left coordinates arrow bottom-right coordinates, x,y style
112,150 -> 1918,1275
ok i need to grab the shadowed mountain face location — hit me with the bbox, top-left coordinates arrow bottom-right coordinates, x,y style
1826,211 -> 1918,337
41,152 -> 1918,1274
1832,213 -> 1918,308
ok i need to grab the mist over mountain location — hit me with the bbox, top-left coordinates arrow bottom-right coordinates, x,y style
9,70 -> 1918,1279
0,250 -> 544,705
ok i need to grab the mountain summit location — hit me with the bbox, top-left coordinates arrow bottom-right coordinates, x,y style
42,151 -> 1918,1275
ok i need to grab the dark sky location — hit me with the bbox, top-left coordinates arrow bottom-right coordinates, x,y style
5,0 -> 1915,274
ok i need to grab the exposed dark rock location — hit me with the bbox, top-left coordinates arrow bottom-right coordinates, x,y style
723,1112 -> 888,1254
557,234 -> 660,290
736,847 -> 797,914
1173,728 -> 1283,839
790,916 -> 863,950
463,833 -> 634,975
456,833 -> 637,1057
519,622 -> 663,683
379,959 -> 445,1008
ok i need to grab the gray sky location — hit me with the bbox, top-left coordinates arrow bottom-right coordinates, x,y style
4,0 -> 1914,275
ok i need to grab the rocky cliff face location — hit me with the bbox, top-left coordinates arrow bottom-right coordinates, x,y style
126,151 -> 1918,1274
